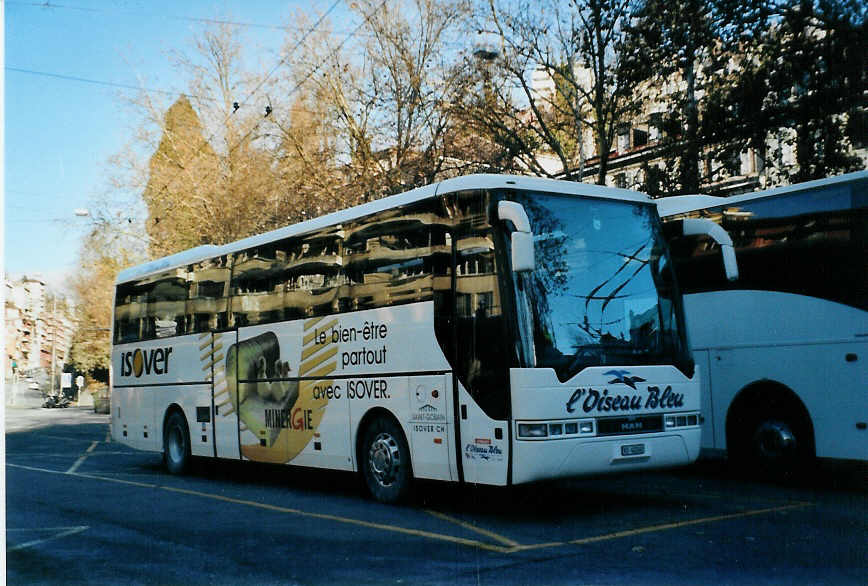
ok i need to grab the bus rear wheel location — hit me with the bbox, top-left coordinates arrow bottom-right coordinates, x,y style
735,411 -> 813,479
360,416 -> 411,504
163,411 -> 191,475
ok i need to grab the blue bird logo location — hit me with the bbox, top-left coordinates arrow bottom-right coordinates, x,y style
604,369 -> 646,389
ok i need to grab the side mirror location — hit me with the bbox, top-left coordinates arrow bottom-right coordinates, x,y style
498,201 -> 536,272
510,231 -> 536,273
681,218 -> 739,281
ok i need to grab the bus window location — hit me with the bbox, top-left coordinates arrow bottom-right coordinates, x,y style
187,256 -> 231,333
343,199 -> 449,312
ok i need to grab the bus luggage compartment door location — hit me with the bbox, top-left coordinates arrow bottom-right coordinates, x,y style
210,330 -> 240,459
408,374 -> 454,481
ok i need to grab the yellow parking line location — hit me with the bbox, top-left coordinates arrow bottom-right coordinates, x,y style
6,463 -> 511,553
6,462 -> 813,555
5,451 -> 129,457
35,434 -> 107,443
159,485 -> 512,553
9,463 -> 158,489
566,502 -> 812,546
425,510 -> 520,547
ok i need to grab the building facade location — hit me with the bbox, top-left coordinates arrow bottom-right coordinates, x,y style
4,275 -> 75,378
528,64 -> 867,197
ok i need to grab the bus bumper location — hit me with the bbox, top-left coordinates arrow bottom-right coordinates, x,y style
511,429 -> 701,485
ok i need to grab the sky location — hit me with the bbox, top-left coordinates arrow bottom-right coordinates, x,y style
4,0 -> 350,291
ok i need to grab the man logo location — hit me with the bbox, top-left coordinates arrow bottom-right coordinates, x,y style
120,347 -> 173,378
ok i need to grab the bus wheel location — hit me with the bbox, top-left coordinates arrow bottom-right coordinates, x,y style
163,411 -> 191,475
360,417 -> 411,504
739,412 -> 812,479
752,419 -> 798,464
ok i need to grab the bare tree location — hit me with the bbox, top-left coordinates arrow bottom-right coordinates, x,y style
459,0 -> 642,184
283,0 -> 472,200
117,23 -> 315,256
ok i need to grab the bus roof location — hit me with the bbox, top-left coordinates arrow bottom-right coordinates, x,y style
656,170 -> 868,218
116,173 -> 652,284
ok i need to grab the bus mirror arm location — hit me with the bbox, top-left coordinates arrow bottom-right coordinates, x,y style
681,218 -> 739,281
498,201 -> 536,273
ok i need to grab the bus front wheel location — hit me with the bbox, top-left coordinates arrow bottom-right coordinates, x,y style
163,411 -> 191,475
360,416 -> 412,504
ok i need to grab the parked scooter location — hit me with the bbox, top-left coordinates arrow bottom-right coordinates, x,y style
42,392 -> 70,408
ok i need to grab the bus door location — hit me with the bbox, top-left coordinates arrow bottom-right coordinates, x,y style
452,272 -> 511,486
448,195 -> 512,486
209,330 -> 240,459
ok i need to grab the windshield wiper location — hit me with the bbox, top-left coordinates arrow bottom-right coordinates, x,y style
583,240 -> 650,311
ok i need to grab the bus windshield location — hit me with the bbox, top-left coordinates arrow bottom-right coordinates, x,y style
510,191 -> 692,382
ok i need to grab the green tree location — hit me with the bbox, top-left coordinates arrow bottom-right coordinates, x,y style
626,0 -> 719,194
708,0 -> 866,183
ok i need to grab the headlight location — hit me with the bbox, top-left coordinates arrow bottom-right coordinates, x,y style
518,423 -> 548,438
666,413 -> 700,428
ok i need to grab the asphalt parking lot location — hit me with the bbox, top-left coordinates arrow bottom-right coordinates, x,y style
5,404 -> 867,585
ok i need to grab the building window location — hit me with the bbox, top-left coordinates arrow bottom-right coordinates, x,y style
648,113 -> 664,142
617,126 -> 631,152
614,173 -> 627,189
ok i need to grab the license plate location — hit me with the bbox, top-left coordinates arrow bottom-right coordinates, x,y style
621,443 -> 646,457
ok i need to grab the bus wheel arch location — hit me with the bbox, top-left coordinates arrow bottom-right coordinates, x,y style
356,408 -> 413,504
726,380 -> 815,476
163,405 -> 191,475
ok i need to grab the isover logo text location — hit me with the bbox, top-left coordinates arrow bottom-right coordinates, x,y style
120,347 -> 173,377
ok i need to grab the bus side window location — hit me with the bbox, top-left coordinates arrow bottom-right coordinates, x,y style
667,231 -> 729,295
114,282 -> 143,343
716,187 -> 868,311
114,271 -> 187,342
285,229 -> 344,319
343,200 -> 446,312
188,256 -> 231,333
145,271 -> 187,339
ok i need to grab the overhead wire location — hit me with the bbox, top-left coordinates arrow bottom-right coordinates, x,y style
8,0 -> 431,237
145,0 -> 345,212
5,0 -> 358,238
5,66 -> 332,117
6,1 -> 349,107
149,0 -> 392,223
7,0 -> 369,37
5,66 -> 210,100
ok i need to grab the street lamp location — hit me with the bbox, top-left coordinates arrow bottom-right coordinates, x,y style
473,30 -> 500,62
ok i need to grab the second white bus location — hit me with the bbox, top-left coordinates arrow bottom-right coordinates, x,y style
659,171 -> 868,472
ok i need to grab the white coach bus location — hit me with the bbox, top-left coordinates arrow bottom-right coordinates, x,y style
658,171 -> 868,473
111,174 -> 701,502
